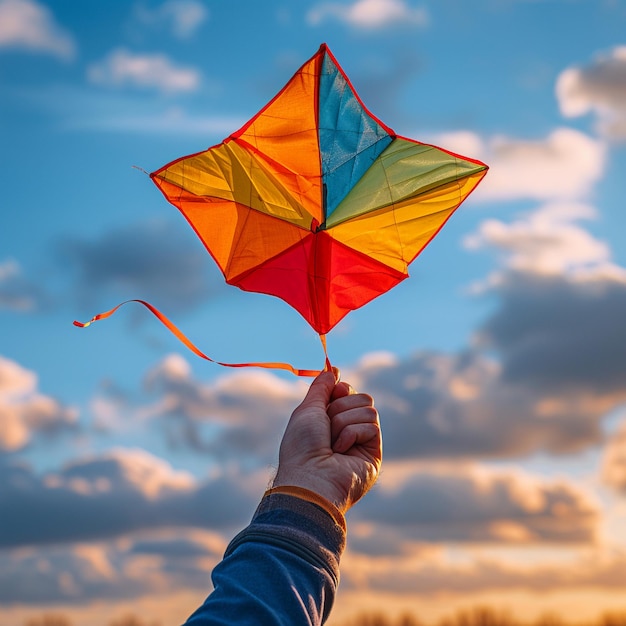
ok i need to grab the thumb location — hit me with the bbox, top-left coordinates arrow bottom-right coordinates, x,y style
299,370 -> 337,409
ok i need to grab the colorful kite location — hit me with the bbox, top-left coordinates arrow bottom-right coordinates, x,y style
76,44 -> 488,375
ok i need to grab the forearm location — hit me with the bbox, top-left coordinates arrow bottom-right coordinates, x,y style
184,490 -> 346,626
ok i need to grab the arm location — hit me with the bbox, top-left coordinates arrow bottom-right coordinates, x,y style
184,370 -> 382,626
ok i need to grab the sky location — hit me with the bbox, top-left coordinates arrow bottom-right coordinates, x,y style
1,0 -> 626,624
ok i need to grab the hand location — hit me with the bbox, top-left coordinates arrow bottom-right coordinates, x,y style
272,370 -> 382,512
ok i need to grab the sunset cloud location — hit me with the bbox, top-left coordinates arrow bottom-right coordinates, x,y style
139,358 -> 304,461
0,356 -> 77,452
348,336 -> 623,463
0,448 -> 256,547
352,463 -> 599,548
342,547 -> 626,595
602,419 -> 626,492
0,529 -> 224,603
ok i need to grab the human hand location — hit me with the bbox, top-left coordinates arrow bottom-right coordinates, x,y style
272,370 -> 382,513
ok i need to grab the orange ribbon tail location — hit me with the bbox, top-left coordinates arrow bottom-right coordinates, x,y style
74,300 -> 330,378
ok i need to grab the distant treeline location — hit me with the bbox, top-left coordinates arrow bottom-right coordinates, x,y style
21,607 -> 626,626
24,615 -> 161,626
333,607 -> 626,626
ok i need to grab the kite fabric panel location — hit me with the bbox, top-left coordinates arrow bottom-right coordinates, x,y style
151,43 -> 488,336
76,43 -> 488,378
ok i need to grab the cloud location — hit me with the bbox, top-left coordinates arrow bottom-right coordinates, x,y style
0,0 -> 75,59
0,448 -> 256,547
307,0 -> 428,29
434,128 -> 606,202
92,353 -> 307,465
60,220 -> 224,315
132,0 -> 209,38
0,529 -> 224,604
87,48 -> 200,93
602,419 -> 626,493
465,204 -> 626,397
557,46 -> 626,140
477,272 -> 626,396
0,259 -> 46,312
0,356 -> 77,452
343,547 -> 626,595
464,201 -> 623,280
356,349 -> 607,460
351,463 -> 598,550
137,332 -> 610,467
1,523 -> 624,607
141,356 -> 304,462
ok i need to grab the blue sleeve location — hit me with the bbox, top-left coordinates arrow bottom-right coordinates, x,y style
184,492 -> 346,626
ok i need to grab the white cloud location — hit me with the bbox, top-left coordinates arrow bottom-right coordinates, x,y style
87,48 -> 200,93
0,356 -> 77,452
133,0 -> 209,38
557,46 -> 626,140
465,202 -> 619,279
0,0 -> 75,59
307,0 -> 428,29
435,128 -> 606,202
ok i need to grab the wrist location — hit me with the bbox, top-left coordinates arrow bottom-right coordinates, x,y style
272,469 -> 347,512
264,485 -> 346,530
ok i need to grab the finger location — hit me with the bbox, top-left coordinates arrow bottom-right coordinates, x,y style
297,370 -> 337,411
329,403 -> 379,446
332,422 -> 381,454
328,391 -> 374,420
330,381 -> 355,402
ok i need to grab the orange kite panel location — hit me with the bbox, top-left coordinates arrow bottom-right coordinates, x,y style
234,52 -> 323,224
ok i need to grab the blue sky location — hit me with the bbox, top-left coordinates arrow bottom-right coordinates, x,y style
2,0 -> 626,624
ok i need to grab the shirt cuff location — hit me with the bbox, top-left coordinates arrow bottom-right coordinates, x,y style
263,485 -> 346,532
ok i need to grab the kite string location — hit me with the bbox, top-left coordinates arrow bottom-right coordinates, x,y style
73,300 -> 329,378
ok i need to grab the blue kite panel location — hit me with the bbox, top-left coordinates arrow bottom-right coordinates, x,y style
318,52 -> 393,220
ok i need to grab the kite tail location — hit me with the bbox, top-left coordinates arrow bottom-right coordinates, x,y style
73,300 -> 330,378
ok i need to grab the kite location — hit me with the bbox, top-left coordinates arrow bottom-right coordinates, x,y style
75,43 -> 488,376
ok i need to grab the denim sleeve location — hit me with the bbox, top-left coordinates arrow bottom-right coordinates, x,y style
183,492 -> 346,626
